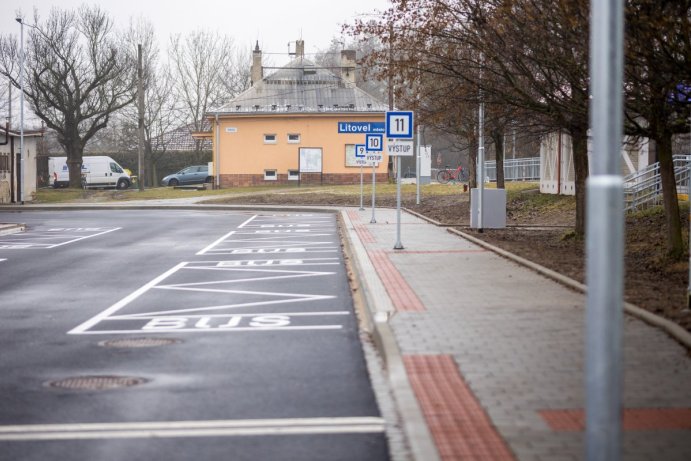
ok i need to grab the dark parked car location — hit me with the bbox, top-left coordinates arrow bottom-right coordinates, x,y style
161,165 -> 213,186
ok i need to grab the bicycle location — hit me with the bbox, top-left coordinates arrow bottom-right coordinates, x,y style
436,165 -> 468,184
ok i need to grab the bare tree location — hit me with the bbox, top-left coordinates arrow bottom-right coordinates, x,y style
624,0 -> 691,258
118,18 -> 181,186
168,30 -> 249,162
349,1 -> 590,233
0,6 -> 136,188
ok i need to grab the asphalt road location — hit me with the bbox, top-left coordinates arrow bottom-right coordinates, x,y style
0,209 -> 389,461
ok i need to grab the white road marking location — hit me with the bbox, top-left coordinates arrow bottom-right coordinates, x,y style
236,214 -> 258,229
0,417 -> 385,441
0,227 -> 121,249
68,263 -> 187,334
46,227 -> 122,248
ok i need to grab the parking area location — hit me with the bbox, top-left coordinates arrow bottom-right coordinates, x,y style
0,210 -> 389,461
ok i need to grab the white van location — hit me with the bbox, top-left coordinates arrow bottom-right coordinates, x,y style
49,156 -> 131,189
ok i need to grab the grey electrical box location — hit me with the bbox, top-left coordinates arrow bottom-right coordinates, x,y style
470,188 -> 507,229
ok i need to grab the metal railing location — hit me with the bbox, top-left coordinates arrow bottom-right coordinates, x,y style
623,154 -> 690,211
484,157 -> 540,181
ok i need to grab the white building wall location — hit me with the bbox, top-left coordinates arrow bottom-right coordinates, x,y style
540,132 -> 650,196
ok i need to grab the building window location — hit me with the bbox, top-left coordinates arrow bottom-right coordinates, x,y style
288,169 -> 299,180
264,169 -> 277,181
287,133 -> 301,144
264,134 -> 277,144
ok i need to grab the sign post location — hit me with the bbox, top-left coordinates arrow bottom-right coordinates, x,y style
366,134 -> 384,224
355,144 -> 367,211
386,111 -> 414,250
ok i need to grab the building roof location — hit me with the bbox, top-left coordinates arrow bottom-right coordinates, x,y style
151,120 -> 212,152
210,57 -> 388,115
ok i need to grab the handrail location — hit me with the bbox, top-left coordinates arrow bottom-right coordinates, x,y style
623,154 -> 690,211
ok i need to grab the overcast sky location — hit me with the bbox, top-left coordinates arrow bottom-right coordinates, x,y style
0,0 -> 391,65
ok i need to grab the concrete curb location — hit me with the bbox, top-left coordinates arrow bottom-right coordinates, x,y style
340,210 -> 441,461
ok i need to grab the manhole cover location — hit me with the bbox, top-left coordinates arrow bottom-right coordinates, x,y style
46,376 -> 148,390
99,337 -> 182,348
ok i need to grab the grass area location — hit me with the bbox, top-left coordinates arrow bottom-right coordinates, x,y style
34,185 -> 292,203
33,181 -> 545,204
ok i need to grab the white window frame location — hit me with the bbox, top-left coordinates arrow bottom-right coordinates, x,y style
264,169 -> 278,181
287,133 -> 301,144
288,169 -> 299,181
263,133 -> 277,144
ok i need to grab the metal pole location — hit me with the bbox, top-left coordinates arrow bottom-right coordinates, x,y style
586,0 -> 625,460
370,163 -> 376,223
215,113 -> 220,188
416,124 -> 421,205
17,18 -> 24,204
478,100 -> 485,232
394,155 -> 403,249
359,165 -> 364,211
137,44 -> 145,191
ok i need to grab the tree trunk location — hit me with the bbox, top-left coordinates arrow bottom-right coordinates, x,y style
468,138 -> 478,189
67,157 -> 83,189
656,133 -> 684,258
490,129 -> 505,189
570,126 -> 589,237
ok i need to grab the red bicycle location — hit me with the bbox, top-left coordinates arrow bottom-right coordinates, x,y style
436,165 -> 468,184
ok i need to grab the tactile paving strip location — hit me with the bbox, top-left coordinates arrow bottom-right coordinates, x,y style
403,354 -> 516,460
368,249 -> 425,312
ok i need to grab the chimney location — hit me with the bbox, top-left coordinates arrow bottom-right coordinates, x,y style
341,50 -> 356,88
295,40 -> 305,59
251,41 -> 263,86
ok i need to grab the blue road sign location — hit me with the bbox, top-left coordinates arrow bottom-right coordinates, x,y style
355,144 -> 366,158
386,111 -> 414,139
338,122 -> 385,134
366,134 -> 383,152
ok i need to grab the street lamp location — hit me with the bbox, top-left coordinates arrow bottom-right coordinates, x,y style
15,16 -> 25,204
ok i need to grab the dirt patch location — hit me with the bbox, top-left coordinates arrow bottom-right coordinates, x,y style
208,186 -> 691,335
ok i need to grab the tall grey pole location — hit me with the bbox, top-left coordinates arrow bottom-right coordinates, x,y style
16,18 -> 24,203
370,163 -> 376,223
137,44 -> 145,191
394,155 -> 403,249
478,100 -> 485,232
416,124 -> 421,204
215,113 -> 220,188
586,0 -> 625,460
359,166 -> 365,211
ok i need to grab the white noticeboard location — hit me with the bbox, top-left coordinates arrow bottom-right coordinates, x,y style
299,148 -> 322,173
385,139 -> 414,156
420,145 -> 432,177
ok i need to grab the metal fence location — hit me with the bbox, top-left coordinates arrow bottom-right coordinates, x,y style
484,157 -> 540,181
623,154 -> 690,211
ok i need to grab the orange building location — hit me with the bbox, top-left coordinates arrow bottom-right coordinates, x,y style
204,41 -> 388,187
